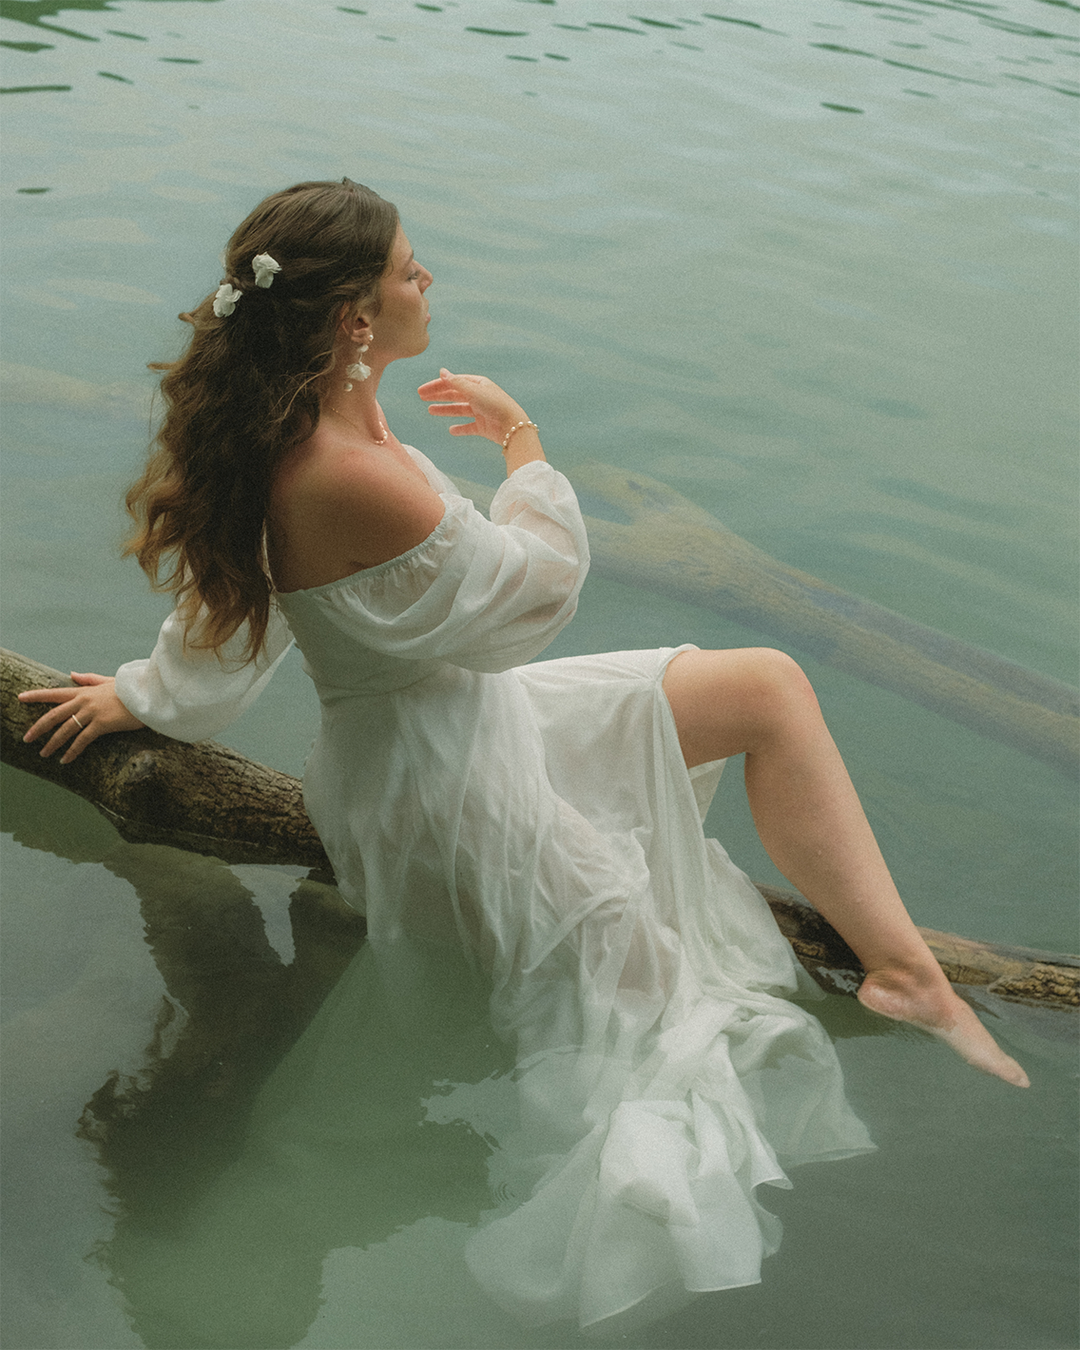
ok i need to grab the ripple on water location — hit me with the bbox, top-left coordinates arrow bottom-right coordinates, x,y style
0,3 -> 1076,1350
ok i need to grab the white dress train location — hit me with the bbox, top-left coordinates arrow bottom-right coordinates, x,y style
115,451 -> 873,1330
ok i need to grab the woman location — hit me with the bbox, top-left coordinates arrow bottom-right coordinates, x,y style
20,179 -> 1027,1328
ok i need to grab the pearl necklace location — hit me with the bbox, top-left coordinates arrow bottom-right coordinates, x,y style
326,405 -> 389,445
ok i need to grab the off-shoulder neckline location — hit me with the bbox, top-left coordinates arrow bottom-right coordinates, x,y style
274,498 -> 456,599
272,450 -> 556,601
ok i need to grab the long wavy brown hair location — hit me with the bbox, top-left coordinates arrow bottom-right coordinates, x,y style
125,178 -> 399,660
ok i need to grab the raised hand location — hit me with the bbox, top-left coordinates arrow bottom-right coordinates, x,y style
417,368 -> 531,445
18,672 -> 145,764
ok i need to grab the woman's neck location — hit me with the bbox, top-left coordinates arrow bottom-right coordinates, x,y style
322,366 -> 389,444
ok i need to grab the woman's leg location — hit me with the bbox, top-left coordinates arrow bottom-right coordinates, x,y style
663,647 -> 1029,1087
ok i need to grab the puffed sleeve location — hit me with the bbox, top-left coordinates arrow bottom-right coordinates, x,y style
113,602 -> 294,742
286,459 -> 589,674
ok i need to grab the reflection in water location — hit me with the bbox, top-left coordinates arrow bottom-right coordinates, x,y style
71,853 -> 357,1347
71,845 -> 513,1349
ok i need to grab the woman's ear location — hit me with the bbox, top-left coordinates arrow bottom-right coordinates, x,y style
338,301 -> 374,341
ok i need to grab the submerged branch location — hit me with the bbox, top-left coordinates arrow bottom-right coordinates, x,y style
460,469 -> 1079,778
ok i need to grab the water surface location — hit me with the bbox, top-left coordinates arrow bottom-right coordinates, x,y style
1,2 -> 1077,1347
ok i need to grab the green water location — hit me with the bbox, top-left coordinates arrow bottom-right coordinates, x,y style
1,1 -> 1077,1347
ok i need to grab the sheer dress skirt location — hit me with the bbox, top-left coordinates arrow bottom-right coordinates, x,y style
302,644 -> 875,1329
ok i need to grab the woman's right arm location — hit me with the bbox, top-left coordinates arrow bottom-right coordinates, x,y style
19,672 -> 145,764
19,603 -> 294,762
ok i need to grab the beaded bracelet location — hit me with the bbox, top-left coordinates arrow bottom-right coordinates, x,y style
501,419 -> 539,451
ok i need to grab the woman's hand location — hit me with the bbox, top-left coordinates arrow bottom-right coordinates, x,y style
418,369 -> 533,447
18,672 -> 145,764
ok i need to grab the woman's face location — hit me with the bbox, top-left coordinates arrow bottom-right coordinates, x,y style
370,224 -> 432,362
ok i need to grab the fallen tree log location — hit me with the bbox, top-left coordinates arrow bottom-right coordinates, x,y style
1,648 -> 327,872
4,648 -> 1076,1009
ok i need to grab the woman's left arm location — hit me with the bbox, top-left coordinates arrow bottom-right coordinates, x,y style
418,368 -> 545,475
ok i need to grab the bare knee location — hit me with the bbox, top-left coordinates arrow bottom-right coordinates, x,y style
664,646 -> 820,767
746,648 -> 819,716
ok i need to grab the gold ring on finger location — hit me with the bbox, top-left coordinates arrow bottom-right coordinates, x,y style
70,713 -> 85,730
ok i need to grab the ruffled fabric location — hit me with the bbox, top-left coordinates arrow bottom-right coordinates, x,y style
450,650 -> 872,1327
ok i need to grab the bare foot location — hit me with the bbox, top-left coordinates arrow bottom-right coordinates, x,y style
858,970 -> 1030,1088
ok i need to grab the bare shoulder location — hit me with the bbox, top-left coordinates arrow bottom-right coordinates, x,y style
269,423 -> 446,589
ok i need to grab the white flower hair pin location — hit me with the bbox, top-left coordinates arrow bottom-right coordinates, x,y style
213,283 -> 243,317
252,253 -> 281,288
213,254 -> 280,317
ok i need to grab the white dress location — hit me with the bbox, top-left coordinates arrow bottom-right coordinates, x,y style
115,450 -> 873,1330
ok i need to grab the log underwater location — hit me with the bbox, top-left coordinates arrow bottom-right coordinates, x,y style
459,469 -> 1079,779
4,649 -> 1076,1010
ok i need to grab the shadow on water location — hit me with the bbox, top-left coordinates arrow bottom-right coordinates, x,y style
2,771 -> 510,1348
0,777 -> 496,1350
